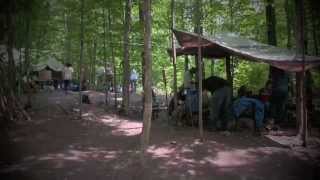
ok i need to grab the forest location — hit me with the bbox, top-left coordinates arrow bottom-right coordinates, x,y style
2,0 -> 320,94
1,0 -> 320,179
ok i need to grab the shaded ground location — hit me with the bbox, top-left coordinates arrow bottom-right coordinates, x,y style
1,91 -> 320,180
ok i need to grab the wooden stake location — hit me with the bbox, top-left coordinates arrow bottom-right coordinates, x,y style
162,69 -> 168,106
226,56 -> 233,96
198,37 -> 204,140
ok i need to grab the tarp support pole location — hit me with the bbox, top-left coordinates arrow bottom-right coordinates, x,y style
184,55 -> 189,71
198,37 -> 204,140
162,69 -> 168,107
226,56 -> 233,95
211,60 -> 215,76
296,71 -> 308,146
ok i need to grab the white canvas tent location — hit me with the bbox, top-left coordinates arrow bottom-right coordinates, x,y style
32,56 -> 64,81
32,56 -> 64,72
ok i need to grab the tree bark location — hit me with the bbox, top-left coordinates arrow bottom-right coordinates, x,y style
6,1 -> 16,92
79,0 -> 85,118
266,0 -> 286,89
171,0 -> 178,110
194,0 -> 204,140
284,0 -> 293,48
103,7 -> 109,105
295,0 -> 308,147
141,0 -> 152,156
122,0 -> 132,114
108,9 -> 117,109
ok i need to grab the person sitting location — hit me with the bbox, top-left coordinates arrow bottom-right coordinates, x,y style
233,86 -> 265,135
202,76 -> 232,131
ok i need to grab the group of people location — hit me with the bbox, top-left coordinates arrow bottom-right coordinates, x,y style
178,67 -> 289,135
51,63 -> 74,91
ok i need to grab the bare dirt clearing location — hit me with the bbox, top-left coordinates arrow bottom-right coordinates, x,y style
1,91 -> 319,180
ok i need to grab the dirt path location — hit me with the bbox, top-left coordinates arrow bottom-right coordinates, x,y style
1,91 -> 319,180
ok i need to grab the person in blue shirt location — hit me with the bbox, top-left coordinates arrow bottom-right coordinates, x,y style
233,86 -> 266,135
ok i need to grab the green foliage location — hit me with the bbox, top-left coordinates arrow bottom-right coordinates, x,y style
233,61 -> 269,93
13,0 -> 320,94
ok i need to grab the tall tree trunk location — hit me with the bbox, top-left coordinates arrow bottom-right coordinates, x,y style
93,40 -> 97,88
79,0 -> 85,118
139,0 -> 145,94
266,0 -> 277,46
6,1 -> 16,93
284,0 -> 293,48
24,5 -> 32,107
266,0 -> 286,88
103,7 -> 109,105
64,11 -> 72,63
141,0 -> 152,157
108,9 -> 117,109
307,0 -> 319,55
122,0 -> 132,114
194,0 -> 204,140
171,0 -> 178,110
295,0 -> 308,147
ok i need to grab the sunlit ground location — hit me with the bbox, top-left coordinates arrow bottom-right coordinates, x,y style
1,91 -> 319,180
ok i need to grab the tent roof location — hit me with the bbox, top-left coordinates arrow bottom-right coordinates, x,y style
170,29 -> 320,72
33,57 -> 64,72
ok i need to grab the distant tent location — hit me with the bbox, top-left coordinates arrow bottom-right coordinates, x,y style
169,29 -> 320,72
32,56 -> 64,72
32,57 -> 64,81
96,66 -> 105,76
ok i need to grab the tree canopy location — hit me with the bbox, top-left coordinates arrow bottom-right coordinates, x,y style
2,0 -> 320,93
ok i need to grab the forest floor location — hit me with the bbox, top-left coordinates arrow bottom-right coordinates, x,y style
1,90 -> 320,180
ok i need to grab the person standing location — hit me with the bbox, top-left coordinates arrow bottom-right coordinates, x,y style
203,76 -> 232,131
130,69 -> 138,93
270,71 -> 289,124
63,63 -> 73,92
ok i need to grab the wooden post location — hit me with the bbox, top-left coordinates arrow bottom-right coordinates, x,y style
197,35 -> 204,140
162,69 -> 168,106
226,56 -> 233,96
184,55 -> 189,71
171,0 -> 178,109
211,60 -> 215,76
296,72 -> 307,146
295,0 -> 307,147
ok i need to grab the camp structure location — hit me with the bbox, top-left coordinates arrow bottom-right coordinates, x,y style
32,56 -> 64,81
168,29 -> 320,145
169,30 -> 320,71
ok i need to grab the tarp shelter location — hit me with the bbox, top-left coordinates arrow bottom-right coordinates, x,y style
169,29 -> 320,72
32,57 -> 64,81
169,29 -> 320,144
